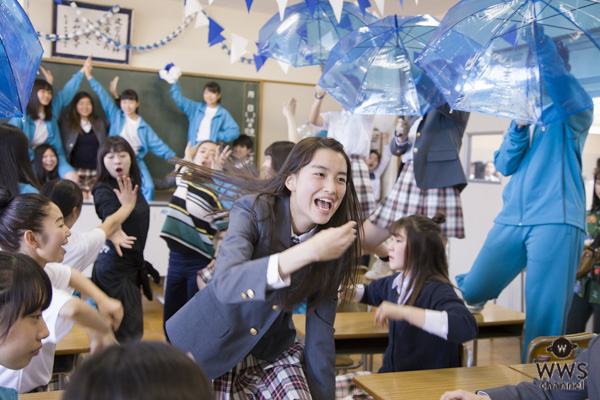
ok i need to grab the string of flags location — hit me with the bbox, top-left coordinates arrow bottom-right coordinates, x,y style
42,0 -> 417,70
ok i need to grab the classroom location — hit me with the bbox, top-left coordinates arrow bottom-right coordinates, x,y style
1,0 -> 600,399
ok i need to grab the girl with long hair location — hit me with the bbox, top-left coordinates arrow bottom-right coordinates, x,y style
59,91 -> 110,198
0,124 -> 40,195
32,144 -> 59,186
166,137 -> 362,399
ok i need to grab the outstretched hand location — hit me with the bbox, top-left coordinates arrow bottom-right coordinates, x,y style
39,66 -> 53,85
305,221 -> 357,262
109,76 -> 120,99
184,141 -> 201,161
108,228 -> 137,257
439,390 -> 490,400
81,55 -> 93,79
212,145 -> 232,171
283,98 -> 297,118
113,176 -> 138,211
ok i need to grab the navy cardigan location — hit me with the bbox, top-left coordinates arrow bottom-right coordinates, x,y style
361,276 -> 478,372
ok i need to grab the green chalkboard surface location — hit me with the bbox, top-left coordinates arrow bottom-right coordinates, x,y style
35,59 -> 260,179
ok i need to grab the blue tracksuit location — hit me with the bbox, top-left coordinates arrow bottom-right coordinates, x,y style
169,82 -> 239,146
8,71 -> 83,177
88,78 -> 176,201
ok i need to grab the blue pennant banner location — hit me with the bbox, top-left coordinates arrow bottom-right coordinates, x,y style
208,17 -> 225,45
245,0 -> 253,12
305,0 -> 318,17
357,0 -> 371,16
253,53 -> 267,71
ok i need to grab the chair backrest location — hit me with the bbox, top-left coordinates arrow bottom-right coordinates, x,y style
525,332 -> 597,363
459,342 -> 474,367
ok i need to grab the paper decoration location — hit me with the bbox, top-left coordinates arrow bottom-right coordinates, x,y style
330,0 -> 343,23
374,0 -> 385,15
195,9 -> 209,28
253,53 -> 267,71
245,0 -> 252,12
357,0 -> 371,16
230,33 -> 248,63
208,17 -> 225,46
276,0 -> 287,20
305,0 -> 318,17
277,60 -> 290,74
184,0 -> 201,18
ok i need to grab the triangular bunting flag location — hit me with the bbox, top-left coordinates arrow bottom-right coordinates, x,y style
253,54 -> 267,72
399,0 -> 403,7
208,18 -> 225,44
276,0 -> 288,20
338,14 -> 352,31
357,0 -> 371,16
209,33 -> 226,46
305,0 -> 318,17
184,0 -> 202,18
245,0 -> 253,12
195,10 -> 209,28
501,24 -> 519,48
277,60 -> 290,74
330,0 -> 343,23
208,0 -> 214,4
230,33 -> 249,63
374,0 -> 385,15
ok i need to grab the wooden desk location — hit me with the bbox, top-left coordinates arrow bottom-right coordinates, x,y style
508,362 -> 569,380
19,391 -> 64,399
56,325 -> 90,355
292,312 -> 388,355
473,303 -> 525,340
353,365 -> 532,400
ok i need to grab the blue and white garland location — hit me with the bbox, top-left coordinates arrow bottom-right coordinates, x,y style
37,2 -> 194,51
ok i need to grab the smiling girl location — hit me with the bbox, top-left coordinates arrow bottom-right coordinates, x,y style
0,188 -> 121,393
33,144 -> 59,186
167,137 -> 362,400
92,137 -> 150,342
0,252 -> 52,398
8,60 -> 92,184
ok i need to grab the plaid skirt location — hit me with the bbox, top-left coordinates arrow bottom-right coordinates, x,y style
75,168 -> 97,192
349,155 -> 376,219
335,372 -> 374,400
369,161 -> 465,238
212,342 -> 311,400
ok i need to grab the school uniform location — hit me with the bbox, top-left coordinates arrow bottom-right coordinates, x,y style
362,276 -> 478,372
8,72 -> 83,178
17,183 -> 38,194
166,194 -> 338,400
88,77 -> 176,201
483,335 -> 600,399
170,82 -> 240,146
92,179 -> 149,342
457,37 -> 593,361
369,104 -> 469,238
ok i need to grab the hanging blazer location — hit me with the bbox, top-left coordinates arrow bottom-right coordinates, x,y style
392,104 -> 470,192
166,194 -> 337,400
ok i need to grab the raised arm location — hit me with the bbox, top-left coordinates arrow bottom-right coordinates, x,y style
51,56 -> 89,115
84,60 -> 121,122
493,122 -> 530,177
283,98 -> 299,143
169,81 -> 202,116
308,86 -> 325,127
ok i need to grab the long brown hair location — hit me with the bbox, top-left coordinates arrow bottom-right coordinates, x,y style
389,213 -> 450,306
177,137 -> 363,312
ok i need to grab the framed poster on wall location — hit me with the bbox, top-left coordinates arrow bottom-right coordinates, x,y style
52,1 -> 133,64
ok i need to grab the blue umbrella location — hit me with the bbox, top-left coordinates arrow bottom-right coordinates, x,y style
0,0 -> 44,117
319,14 -> 445,116
256,0 -> 377,67
416,0 -> 600,126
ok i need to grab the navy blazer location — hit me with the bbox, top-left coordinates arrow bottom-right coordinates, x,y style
58,114 -> 109,162
392,104 -> 470,191
166,194 -> 338,400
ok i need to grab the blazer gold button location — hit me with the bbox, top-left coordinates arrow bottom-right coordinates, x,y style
413,147 -> 418,153
70,143 -> 74,147
272,305 -> 279,311
417,132 -> 421,137
241,293 -> 248,299
247,289 -> 255,298
250,328 -> 258,335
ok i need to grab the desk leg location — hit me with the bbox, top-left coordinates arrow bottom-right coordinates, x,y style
472,340 -> 478,366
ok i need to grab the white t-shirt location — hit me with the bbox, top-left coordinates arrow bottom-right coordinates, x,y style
196,106 -> 218,142
119,116 -> 142,155
43,264 -> 72,291
0,289 -> 74,393
321,110 -> 374,158
58,228 -> 106,273
32,115 -> 49,147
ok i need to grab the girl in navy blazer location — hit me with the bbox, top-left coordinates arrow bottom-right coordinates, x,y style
166,137 -> 363,400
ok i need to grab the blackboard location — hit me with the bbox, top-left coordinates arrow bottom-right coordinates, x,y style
13,59 -> 260,180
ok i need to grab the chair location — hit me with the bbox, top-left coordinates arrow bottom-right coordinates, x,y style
335,355 -> 364,374
460,342 -> 474,367
525,332 -> 597,363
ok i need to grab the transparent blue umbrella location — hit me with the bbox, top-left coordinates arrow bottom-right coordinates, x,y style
0,0 -> 43,117
319,14 -> 445,116
416,0 -> 600,126
256,0 -> 378,67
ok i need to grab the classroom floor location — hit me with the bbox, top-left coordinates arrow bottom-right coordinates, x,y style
140,280 -> 522,373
